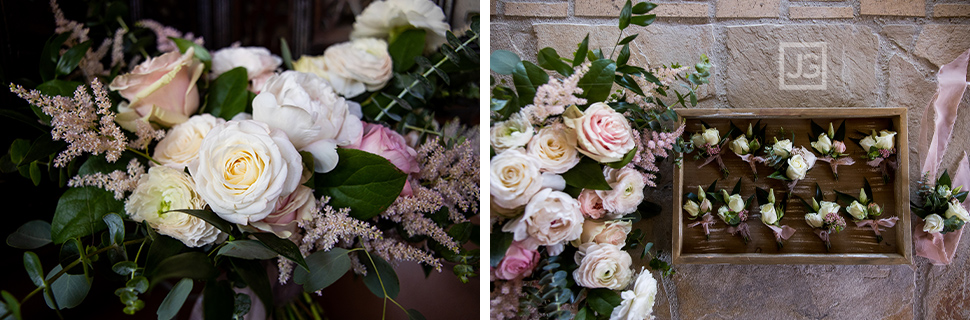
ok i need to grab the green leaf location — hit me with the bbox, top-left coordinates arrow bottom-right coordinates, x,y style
632,2 -> 658,14
23,252 -> 45,288
578,59 -> 617,105
206,67 -> 248,119
407,309 -> 427,320
19,134 -> 65,167
145,232 -> 184,276
363,253 -> 400,299
939,170 -> 952,188
537,47 -> 573,76
314,149 -> 407,220
619,0 -> 632,30
575,307 -> 592,320
229,259 -> 273,309
40,32 -> 72,81
280,38 -> 294,70
127,276 -> 149,294
112,261 -> 137,276
293,248 -> 351,292
203,280 -> 234,320
151,252 -> 218,285
490,50 -> 521,75
157,278 -> 192,320
618,34 -> 638,46
43,265 -> 91,309
251,233 -> 308,271
102,213 -> 124,245
616,44 -> 631,66
167,209 -> 234,235
170,37 -> 211,69
511,61 -> 549,108
606,146 -> 637,169
55,40 -> 93,77
216,240 -> 278,260
574,35 -> 590,67
562,157 -> 612,190
630,14 -> 657,27
6,220 -> 52,249
8,139 -> 29,165
2,291 -> 21,320
51,187 -> 124,244
389,29 -> 427,72
586,288 -> 621,315
490,232 -> 514,267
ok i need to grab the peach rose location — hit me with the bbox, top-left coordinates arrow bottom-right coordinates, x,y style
250,185 -> 315,238
562,103 -> 635,163
574,220 -> 632,246
109,47 -> 204,130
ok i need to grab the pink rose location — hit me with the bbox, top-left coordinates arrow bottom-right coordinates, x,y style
109,48 -> 205,130
250,185 -> 315,238
562,103 -> 635,163
349,122 -> 420,196
493,241 -> 540,280
578,189 -> 607,219
832,140 -> 846,153
210,46 -> 282,93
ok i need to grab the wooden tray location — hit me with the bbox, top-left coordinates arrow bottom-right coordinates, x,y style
671,108 -> 912,265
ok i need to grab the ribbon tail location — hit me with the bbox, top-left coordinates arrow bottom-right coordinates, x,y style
919,48 -> 970,182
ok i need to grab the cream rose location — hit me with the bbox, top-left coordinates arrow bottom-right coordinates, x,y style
572,243 -> 633,290
812,134 -> 831,154
874,130 -> 896,150
690,133 -> 705,148
126,166 -> 223,247
818,201 -> 841,217
575,220 -> 632,246
847,201 -> 866,220
717,206 -> 731,222
294,38 -> 393,98
923,214 -> 944,233
109,47 -> 205,130
726,193 -> 745,212
597,167 -> 646,217
730,136 -> 749,155
683,200 -> 700,217
945,199 -> 970,222
210,46 -> 282,92
250,185 -> 315,238
610,268 -> 658,320
760,204 -> 777,225
773,139 -> 792,157
490,148 -> 544,210
252,71 -> 363,173
502,188 -> 584,248
350,0 -> 450,52
490,113 -> 534,153
786,154 -> 811,180
859,136 -> 876,152
527,126 -> 580,174
153,114 -> 225,170
701,128 -> 720,146
189,120 -> 303,225
563,104 -> 635,163
805,212 -> 824,228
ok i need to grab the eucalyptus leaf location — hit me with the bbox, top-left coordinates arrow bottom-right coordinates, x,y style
562,157 -> 612,190
51,187 -> 123,244
43,265 -> 90,309
293,248 -> 351,292
1,291 -> 21,320
23,252 -> 45,288
251,233 -> 308,271
407,309 -> 427,320
6,220 -> 52,249
216,240 -> 277,260
314,149 -> 407,220
363,253 -> 400,299
102,213 -> 124,245
280,38 -> 294,70
157,278 -> 192,320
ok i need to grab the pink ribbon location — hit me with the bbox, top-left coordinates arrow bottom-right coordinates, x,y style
817,156 -> 855,179
915,153 -> 970,264
688,212 -> 716,239
855,217 -> 899,242
767,224 -> 796,241
698,140 -> 730,176
918,48 -> 970,181
814,229 -> 832,251
726,222 -> 750,244
737,154 -> 765,178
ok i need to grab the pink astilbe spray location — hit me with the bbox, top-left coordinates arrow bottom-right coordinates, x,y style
136,20 -> 204,53
490,277 -> 526,320
67,158 -> 145,200
632,122 -> 685,187
359,237 -> 443,272
128,120 -> 166,150
524,62 -> 591,122
50,0 -> 88,45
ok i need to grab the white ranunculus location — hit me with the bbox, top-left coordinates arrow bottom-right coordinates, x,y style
572,243 -> 633,290
597,167 -> 646,217
701,128 -> 720,146
563,103 -> 635,163
295,38 -> 393,98
527,126 -> 580,174
683,200 -> 700,217
490,148 -> 544,210
126,166 -> 224,247
502,188 -> 583,248
847,201 -> 867,220
874,130 -> 896,150
727,194 -> 745,212
805,212 -> 824,228
730,136 -> 749,155
760,203 -> 777,225
491,113 -> 535,153
923,214 -> 944,233
190,120 -> 303,225
859,136 -> 876,152
610,268 -> 658,320
773,139 -> 792,157
350,0 -> 449,52
786,155 -> 811,180
818,201 -> 840,217
252,71 -> 362,173
812,134 -> 831,154
154,114 -> 225,170
210,46 -> 282,92
945,199 -> 970,222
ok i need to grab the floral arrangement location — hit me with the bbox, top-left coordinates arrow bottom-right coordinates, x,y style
913,170 -> 970,235
683,182 -> 715,239
755,187 -> 794,248
835,179 -> 897,243
689,124 -> 732,178
489,1 -> 710,319
728,121 -> 766,179
1,0 -> 479,319
712,179 -> 754,244
798,184 -> 846,250
809,121 -> 854,179
854,129 -> 897,182
762,129 -> 817,191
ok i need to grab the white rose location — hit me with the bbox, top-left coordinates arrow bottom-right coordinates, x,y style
805,213 -> 824,228
249,185 -> 316,238
859,136 -> 876,152
773,139 -> 792,157
730,136 -> 749,155
760,204 -> 777,225
502,188 -> 583,247
874,130 -> 896,150
572,243 -> 633,290
490,112 -> 534,153
490,148 -> 544,210
190,120 -> 303,225
154,114 -> 225,170
610,268 -> 658,320
727,194 -> 745,212
126,166 -> 224,247
812,134 -> 831,154
818,201 -> 840,217
597,167 -> 646,217
717,206 -> 731,222
923,214 -> 945,233
210,46 -> 282,92
575,220 -> 632,247
563,103 -> 635,163
683,200 -> 700,217
350,0 -> 450,52
690,133 -> 705,148
295,38 -> 393,98
252,71 -> 363,173
846,201 -> 866,220
786,155 -> 810,180
701,128 -> 720,146
946,199 -> 970,222
527,126 -> 580,174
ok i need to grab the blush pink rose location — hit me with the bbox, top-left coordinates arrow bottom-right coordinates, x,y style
493,241 -> 540,280
578,189 -> 607,219
562,103 -> 635,163
109,47 -> 205,130
349,122 -> 420,196
250,185 -> 315,239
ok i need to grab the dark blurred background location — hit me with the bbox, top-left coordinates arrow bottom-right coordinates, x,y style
0,0 -> 479,319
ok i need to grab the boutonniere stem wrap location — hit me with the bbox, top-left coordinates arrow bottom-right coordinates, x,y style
756,187 -> 794,249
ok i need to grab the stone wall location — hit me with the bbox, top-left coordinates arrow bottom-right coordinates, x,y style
490,1 -> 970,318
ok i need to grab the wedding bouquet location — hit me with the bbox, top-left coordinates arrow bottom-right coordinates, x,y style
490,1 -> 709,319
2,0 -> 479,318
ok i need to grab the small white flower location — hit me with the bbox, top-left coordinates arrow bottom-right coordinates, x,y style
717,206 -> 731,222
945,199 -> 970,222
805,212 -> 824,228
923,214 -> 944,233
727,194 -> 745,212
773,139 -> 793,157
730,136 -> 750,155
847,201 -> 867,220
610,268 -> 657,320
812,134 -> 832,154
760,203 -> 777,225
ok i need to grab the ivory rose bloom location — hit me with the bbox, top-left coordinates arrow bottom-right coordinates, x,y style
818,201 -> 841,217
350,0 -> 450,52
597,167 -> 646,217
126,166 -> 223,247
527,126 -> 580,174
252,71 -> 363,173
573,243 -> 633,290
786,154 -> 814,180
502,188 -> 584,248
349,122 -> 421,196
563,103 -> 635,163
730,136 -> 749,155
575,220 -> 632,246
490,148 -> 544,210
493,241 -> 540,280
683,200 -> 700,217
701,128 -> 720,146
859,136 -> 876,152
109,47 -> 204,130
153,114 -> 225,170
610,268 -> 658,320
250,185 -> 315,238
725,193 -> 745,212
490,113 -> 534,153
946,199 -> 970,222
760,204 -> 778,225
812,134 -> 832,154
923,214 -> 944,233
773,139 -> 793,157
874,130 -> 896,150
210,46 -> 282,92
294,38 -> 393,98
805,213 -> 824,228
847,201 -> 867,220
190,120 -> 303,224
578,189 -> 607,219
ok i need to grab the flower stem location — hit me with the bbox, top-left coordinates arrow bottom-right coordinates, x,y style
403,125 -> 440,136
126,147 -> 160,165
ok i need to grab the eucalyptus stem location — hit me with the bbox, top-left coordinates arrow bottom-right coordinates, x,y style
403,125 -> 440,136
126,147 -> 160,165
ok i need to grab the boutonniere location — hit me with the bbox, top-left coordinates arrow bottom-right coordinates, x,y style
755,187 -> 795,249
684,181 -> 716,239
912,169 -> 970,264
810,121 -> 854,180
853,129 -> 897,182
764,129 -> 817,192
728,121 -> 766,180
835,178 -> 898,243
799,183 -> 846,251
712,179 -> 755,244
689,123 -> 734,178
